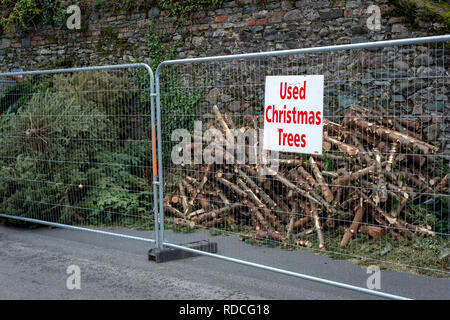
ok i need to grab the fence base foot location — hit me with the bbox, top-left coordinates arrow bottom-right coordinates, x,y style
148,240 -> 218,263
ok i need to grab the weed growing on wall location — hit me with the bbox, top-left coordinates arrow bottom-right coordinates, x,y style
0,0 -> 226,34
133,21 -> 208,165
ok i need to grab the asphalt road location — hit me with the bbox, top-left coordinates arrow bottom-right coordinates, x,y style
0,224 -> 448,300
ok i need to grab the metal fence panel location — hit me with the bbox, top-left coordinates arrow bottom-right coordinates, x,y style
0,79 -> 15,96
155,35 -> 450,279
0,64 -> 159,244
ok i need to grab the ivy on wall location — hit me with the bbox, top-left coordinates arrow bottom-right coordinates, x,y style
0,0 -> 226,34
392,0 -> 450,31
0,0 -> 73,33
0,0 -> 42,33
2,0 -> 449,35
158,0 -> 224,25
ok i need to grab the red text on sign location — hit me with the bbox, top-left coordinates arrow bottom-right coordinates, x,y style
277,128 -> 306,148
265,105 -> 321,125
280,81 -> 307,100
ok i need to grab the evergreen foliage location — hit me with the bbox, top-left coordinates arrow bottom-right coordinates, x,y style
0,75 -> 153,227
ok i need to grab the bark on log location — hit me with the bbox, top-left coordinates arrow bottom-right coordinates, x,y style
310,157 -> 333,203
203,218 -> 225,228
436,174 -> 449,193
251,230 -> 285,242
216,188 -> 231,206
215,172 -> 247,198
213,105 -> 234,145
192,203 -> 242,224
297,165 -> 319,191
185,175 -> 199,185
265,167 -> 335,214
397,170 -> 429,192
223,112 -> 236,130
164,199 -> 185,219
236,178 -> 281,229
324,134 -> 359,156
181,179 -> 211,210
310,203 -> 325,250
179,182 -> 189,215
197,165 -> 211,193
347,116 -> 438,154
386,142 -> 398,172
340,199 -> 364,248
351,135 -> 373,165
374,150 -> 388,203
292,201 -> 313,229
359,191 -> 397,225
332,163 -> 379,192
296,239 -> 313,247
396,218 -> 435,237
187,208 -> 206,219
358,225 -> 386,238
286,214 -> 295,243
236,168 -> 277,209
296,228 -> 314,238
321,171 -> 339,179
324,120 -> 351,137
249,206 -> 271,231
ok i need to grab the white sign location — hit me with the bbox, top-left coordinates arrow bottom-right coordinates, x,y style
263,75 -> 324,154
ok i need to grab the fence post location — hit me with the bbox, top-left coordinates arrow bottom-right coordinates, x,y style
155,65 -> 165,249
144,64 -> 161,250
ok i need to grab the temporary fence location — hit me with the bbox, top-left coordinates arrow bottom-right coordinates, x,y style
1,35 -> 449,300
0,64 -> 160,244
155,35 -> 450,286
0,79 -> 15,96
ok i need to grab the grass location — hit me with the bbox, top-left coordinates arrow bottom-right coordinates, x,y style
267,229 -> 449,278
164,212 -> 449,278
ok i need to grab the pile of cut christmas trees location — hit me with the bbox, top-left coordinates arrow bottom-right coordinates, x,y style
163,104 -> 447,250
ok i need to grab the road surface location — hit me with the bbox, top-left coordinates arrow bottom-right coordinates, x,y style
0,224 -> 448,299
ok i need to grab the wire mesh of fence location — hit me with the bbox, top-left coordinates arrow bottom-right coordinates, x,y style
156,37 -> 449,277
0,37 -> 448,282
0,64 -> 158,236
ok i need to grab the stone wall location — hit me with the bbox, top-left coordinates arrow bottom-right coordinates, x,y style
0,0 -> 448,158
0,0 -> 446,71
